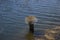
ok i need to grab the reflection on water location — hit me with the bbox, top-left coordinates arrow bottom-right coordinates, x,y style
25,32 -> 34,40
0,0 -> 60,40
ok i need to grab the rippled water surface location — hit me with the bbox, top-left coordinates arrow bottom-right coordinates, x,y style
0,0 -> 60,40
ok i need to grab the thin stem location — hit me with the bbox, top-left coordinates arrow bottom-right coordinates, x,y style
29,22 -> 34,34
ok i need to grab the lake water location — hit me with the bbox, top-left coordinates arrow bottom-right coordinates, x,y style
0,0 -> 60,40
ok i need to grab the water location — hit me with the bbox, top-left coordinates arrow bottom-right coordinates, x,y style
0,0 -> 60,40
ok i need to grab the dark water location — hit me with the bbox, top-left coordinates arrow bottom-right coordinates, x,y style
0,0 -> 60,40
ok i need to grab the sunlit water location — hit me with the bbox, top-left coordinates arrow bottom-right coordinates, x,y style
0,0 -> 60,40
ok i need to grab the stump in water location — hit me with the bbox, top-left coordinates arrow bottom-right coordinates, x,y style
25,16 -> 38,40
25,16 -> 38,33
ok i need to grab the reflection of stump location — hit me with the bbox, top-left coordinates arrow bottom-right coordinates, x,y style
26,32 -> 34,40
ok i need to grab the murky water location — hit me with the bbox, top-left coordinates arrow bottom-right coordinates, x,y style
0,0 -> 60,40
